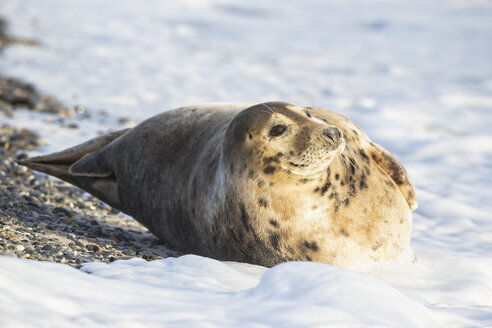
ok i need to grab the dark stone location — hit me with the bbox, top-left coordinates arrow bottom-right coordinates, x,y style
86,244 -> 99,252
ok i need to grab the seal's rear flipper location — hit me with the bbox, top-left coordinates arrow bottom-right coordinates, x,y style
16,128 -> 130,209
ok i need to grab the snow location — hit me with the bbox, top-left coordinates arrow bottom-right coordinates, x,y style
1,0 -> 492,326
0,254 -> 440,328
1,250 -> 490,327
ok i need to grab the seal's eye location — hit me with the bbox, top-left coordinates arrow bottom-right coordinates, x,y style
305,111 -> 312,118
270,125 -> 286,137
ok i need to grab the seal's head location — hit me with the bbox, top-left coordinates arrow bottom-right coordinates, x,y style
224,102 -> 345,177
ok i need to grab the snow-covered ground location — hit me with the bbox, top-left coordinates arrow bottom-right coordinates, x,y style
1,0 -> 492,326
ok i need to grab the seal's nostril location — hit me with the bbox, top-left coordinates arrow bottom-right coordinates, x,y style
322,128 -> 336,143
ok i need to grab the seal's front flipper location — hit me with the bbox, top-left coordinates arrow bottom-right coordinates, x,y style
16,129 -> 130,209
368,142 -> 418,210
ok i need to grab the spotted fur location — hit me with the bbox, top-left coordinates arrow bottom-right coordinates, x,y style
18,102 -> 417,271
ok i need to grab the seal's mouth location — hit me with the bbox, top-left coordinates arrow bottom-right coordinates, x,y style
283,137 -> 346,176
288,162 -> 309,168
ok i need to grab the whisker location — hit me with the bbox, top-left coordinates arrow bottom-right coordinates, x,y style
261,103 -> 275,114
256,109 -> 273,116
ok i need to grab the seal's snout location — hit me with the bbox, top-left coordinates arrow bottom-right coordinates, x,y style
321,127 -> 341,145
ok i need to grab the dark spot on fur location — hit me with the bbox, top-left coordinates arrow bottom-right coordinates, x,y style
360,180 -> 368,190
269,233 -> 280,250
306,255 -> 312,261
311,205 -> 318,210
364,166 -> 371,175
258,197 -> 268,208
359,149 -> 370,163
240,204 -> 251,232
294,126 -> 311,153
289,150 -> 295,156
303,241 -> 319,252
335,173 -> 340,180
349,162 -> 356,175
248,170 -> 255,179
299,178 -> 309,184
343,198 -> 350,206
213,234 -> 218,244
263,156 -> 280,166
329,192 -> 338,199
334,201 -> 341,212
349,182 -> 356,196
321,181 -> 331,195
230,162 -> 234,173
264,166 -> 276,174
340,228 -> 350,237
258,180 -> 265,188
305,111 -> 312,118
249,133 -> 253,140
269,219 -> 279,228
381,151 -> 407,185
314,187 -> 320,193
340,181 -> 345,186
372,240 -> 384,251
359,173 -> 368,189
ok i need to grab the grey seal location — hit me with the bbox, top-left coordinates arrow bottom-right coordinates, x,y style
18,102 -> 418,269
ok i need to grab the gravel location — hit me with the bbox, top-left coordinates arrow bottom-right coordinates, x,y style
0,17 -> 180,269
0,17 -> 77,117
0,125 -> 180,268
0,18 -> 38,50
0,76 -> 72,116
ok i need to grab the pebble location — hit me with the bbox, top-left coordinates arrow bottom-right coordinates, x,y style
0,125 -> 179,268
41,245 -> 53,252
0,19 -> 179,269
86,244 -> 99,252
